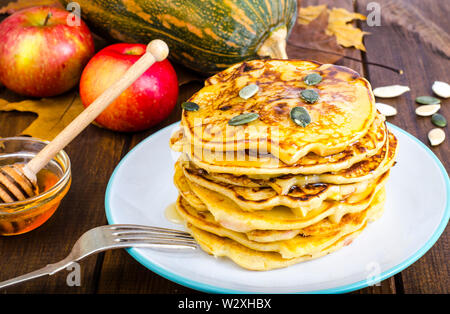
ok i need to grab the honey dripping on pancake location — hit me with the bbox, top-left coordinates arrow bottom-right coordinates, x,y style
165,202 -> 183,225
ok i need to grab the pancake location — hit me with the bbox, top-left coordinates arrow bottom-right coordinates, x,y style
173,162 -> 208,211
181,59 -> 376,165
196,130 -> 397,195
186,130 -> 394,188
176,190 -> 383,259
173,113 -> 387,176
182,172 -> 388,232
169,59 -> 397,271
187,224 -> 364,271
246,189 -> 385,242
181,161 -> 383,214
175,164 -> 386,239
268,132 -> 397,193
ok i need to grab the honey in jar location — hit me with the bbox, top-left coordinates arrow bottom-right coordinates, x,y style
0,137 -> 71,236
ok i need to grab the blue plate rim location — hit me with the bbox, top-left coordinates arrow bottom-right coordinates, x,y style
104,121 -> 450,294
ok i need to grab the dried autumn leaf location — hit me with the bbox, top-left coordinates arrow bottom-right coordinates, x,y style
298,5 -> 369,51
288,8 -> 345,64
298,4 -> 327,25
327,7 -> 367,25
329,24 -> 368,51
0,91 -> 84,141
327,8 -> 369,51
0,0 -> 62,14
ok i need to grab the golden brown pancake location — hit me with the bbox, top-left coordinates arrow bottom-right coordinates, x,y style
173,162 -> 208,211
181,161 -> 383,214
267,132 -> 397,193
187,224 -> 365,271
181,59 -> 376,165
176,191 -> 383,259
169,59 -> 397,271
180,172 -> 388,232
180,130 -> 396,196
173,113 -> 386,176
246,189 -> 385,242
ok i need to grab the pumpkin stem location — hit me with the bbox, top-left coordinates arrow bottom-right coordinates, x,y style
257,26 -> 288,59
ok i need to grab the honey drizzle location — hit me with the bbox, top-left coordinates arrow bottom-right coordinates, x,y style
164,202 -> 183,225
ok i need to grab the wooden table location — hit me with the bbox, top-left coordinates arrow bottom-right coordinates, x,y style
0,0 -> 448,294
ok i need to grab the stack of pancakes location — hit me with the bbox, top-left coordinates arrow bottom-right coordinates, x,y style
170,59 -> 398,271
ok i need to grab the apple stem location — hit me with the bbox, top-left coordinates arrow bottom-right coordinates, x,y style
43,12 -> 52,26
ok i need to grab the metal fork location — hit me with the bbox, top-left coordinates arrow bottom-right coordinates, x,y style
0,224 -> 197,290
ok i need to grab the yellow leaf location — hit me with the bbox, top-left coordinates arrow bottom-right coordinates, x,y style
0,91 -> 84,141
327,8 -> 367,24
0,0 -> 62,14
327,8 -> 368,51
298,5 -> 369,51
298,5 -> 327,25
327,24 -> 370,51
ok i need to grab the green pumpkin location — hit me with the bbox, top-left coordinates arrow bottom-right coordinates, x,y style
61,0 -> 297,73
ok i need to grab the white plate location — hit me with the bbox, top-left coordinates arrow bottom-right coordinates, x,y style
105,122 -> 449,293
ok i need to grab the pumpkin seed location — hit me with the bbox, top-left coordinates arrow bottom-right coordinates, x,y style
415,96 -> 441,105
228,112 -> 259,126
431,113 -> 447,127
373,85 -> 410,98
432,81 -> 450,98
300,89 -> 319,103
239,84 -> 259,99
304,73 -> 322,85
428,128 -> 445,146
181,101 -> 199,111
415,104 -> 441,117
376,102 -> 397,117
290,106 -> 311,127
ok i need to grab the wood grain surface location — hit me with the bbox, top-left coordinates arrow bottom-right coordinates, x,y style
0,0 -> 448,294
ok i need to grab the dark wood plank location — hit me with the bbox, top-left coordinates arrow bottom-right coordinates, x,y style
97,247 -> 194,294
357,0 -> 449,294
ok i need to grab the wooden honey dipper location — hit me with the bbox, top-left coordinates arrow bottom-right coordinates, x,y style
0,39 -> 169,204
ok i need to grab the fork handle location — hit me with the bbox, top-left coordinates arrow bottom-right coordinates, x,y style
0,257 -> 73,290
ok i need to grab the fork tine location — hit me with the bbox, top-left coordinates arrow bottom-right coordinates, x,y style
108,224 -> 197,246
109,224 -> 191,236
106,224 -> 199,249
114,231 -> 194,240
111,227 -> 192,236
116,233 -> 197,242
116,237 -> 197,245
116,238 -> 198,249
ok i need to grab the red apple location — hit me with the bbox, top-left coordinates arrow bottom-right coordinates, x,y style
0,6 -> 95,97
79,43 -> 179,132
